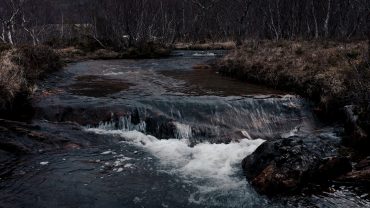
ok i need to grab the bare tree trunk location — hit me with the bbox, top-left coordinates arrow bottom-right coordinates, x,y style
0,24 -> 5,43
21,15 -> 39,46
268,3 -> 280,40
7,29 -> 13,45
367,12 -> 370,62
182,1 -> 186,40
367,31 -> 370,62
324,0 -> 332,38
311,0 -> 319,39
61,12 -> 64,39
235,0 -> 252,46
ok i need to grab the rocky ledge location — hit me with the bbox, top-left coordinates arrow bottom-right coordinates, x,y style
0,119 -> 120,178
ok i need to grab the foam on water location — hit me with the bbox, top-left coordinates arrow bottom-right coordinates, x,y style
86,127 -> 265,206
97,116 -> 147,132
193,52 -> 216,57
174,122 -> 193,139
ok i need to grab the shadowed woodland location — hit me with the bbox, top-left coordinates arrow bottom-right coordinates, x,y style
1,0 -> 369,49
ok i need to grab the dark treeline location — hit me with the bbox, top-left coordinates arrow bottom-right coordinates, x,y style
0,0 -> 369,48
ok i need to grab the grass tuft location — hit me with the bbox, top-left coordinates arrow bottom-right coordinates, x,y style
0,45 -> 62,113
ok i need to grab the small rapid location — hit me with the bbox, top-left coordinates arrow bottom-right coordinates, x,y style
84,95 -> 315,144
80,90 -> 314,207
86,127 -> 265,207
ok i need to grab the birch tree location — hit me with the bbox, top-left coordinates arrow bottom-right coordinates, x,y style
0,0 -> 20,45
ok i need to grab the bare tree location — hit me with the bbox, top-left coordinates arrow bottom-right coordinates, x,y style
0,0 -> 21,45
367,8 -> 370,62
324,0 -> 332,38
234,0 -> 252,45
311,0 -> 319,39
0,0 -> 369,46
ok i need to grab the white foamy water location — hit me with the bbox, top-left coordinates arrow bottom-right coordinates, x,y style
96,116 -> 146,132
193,52 -> 216,57
174,122 -> 193,139
86,127 -> 265,205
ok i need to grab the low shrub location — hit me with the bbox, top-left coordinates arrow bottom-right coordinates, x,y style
0,43 -> 12,53
0,45 -> 62,114
121,42 -> 171,58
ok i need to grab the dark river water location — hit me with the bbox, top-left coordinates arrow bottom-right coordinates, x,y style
0,51 -> 369,208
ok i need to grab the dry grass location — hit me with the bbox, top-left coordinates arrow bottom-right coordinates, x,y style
57,42 -> 171,62
218,40 -> 369,109
0,45 -> 62,111
56,47 -> 121,62
174,41 -> 236,50
0,50 -> 24,109
217,40 -> 370,148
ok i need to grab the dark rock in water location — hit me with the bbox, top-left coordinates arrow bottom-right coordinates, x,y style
35,105 -> 128,126
355,157 -> 370,170
0,119 -> 121,178
316,156 -> 352,180
131,109 -> 141,125
338,157 -> 370,186
342,169 -> 370,185
344,105 -> 369,148
0,119 -> 79,156
242,135 -> 352,195
145,116 -> 176,139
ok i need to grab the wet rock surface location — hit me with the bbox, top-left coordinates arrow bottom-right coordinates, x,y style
145,116 -> 177,139
242,134 -> 353,195
339,157 -> 370,186
67,75 -> 132,98
344,105 -> 369,149
0,119 -> 120,178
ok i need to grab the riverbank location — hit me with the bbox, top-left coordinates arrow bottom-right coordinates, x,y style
217,40 -> 369,147
216,40 -> 370,195
0,41 -> 175,117
57,42 -> 172,63
58,41 -> 234,62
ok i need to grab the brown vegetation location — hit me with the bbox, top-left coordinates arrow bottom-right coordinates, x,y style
174,42 -> 236,50
217,40 -> 370,148
56,47 -> 120,62
218,41 -> 369,107
57,42 -> 172,62
0,44 -> 62,114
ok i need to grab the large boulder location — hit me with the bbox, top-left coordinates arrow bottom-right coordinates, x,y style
242,135 -> 352,195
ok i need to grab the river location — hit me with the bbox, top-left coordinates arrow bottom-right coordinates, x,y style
0,51 -> 369,208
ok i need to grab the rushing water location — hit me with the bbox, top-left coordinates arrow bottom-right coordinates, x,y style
0,51 -> 369,208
